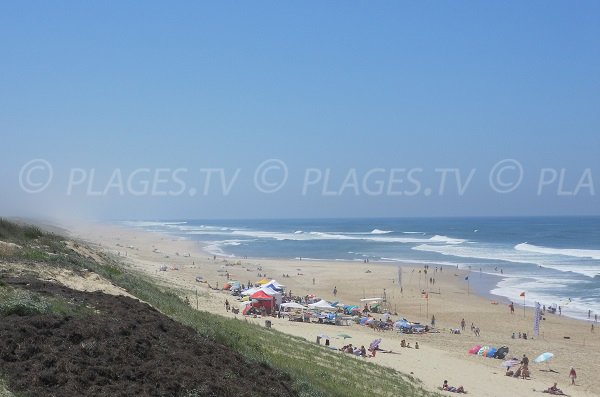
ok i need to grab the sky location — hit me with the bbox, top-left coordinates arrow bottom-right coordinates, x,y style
1,2 -> 599,220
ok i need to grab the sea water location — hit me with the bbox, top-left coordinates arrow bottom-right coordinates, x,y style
122,217 -> 600,321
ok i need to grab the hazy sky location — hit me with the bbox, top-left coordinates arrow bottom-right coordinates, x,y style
2,2 -> 599,220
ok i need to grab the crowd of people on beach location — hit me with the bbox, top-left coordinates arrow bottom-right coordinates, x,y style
210,259 -> 595,396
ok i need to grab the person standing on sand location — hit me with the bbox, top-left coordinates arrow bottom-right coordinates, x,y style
509,302 -> 515,314
521,354 -> 529,371
333,286 -> 337,297
461,318 -> 466,331
431,315 -> 436,327
569,367 -> 577,385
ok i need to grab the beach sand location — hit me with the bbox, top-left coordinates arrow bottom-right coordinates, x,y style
68,222 -> 599,397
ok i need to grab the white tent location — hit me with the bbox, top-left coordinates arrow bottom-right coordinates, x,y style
261,286 -> 283,305
241,287 -> 261,296
308,299 -> 336,311
260,286 -> 281,296
266,279 -> 285,290
281,302 -> 306,309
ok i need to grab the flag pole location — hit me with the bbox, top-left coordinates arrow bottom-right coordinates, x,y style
465,275 -> 470,296
523,295 -> 526,318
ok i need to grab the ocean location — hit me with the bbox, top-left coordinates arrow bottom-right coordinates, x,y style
122,217 -> 600,321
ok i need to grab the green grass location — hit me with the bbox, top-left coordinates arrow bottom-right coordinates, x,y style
0,284 -> 93,317
0,220 -> 441,397
0,218 -> 42,243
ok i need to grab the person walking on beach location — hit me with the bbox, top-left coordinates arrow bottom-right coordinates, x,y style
521,354 -> 529,370
569,367 -> 577,385
461,318 -> 466,331
431,315 -> 436,327
333,286 -> 337,297
509,302 -> 515,314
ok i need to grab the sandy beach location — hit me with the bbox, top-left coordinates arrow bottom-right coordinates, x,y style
68,222 -> 599,397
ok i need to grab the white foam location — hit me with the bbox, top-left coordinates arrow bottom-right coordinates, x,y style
515,243 -> 600,260
413,244 -> 600,278
429,235 -> 467,244
490,277 -> 600,321
131,221 -> 466,245
371,229 -> 392,234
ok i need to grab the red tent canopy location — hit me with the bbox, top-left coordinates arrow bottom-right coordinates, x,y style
250,290 -> 273,300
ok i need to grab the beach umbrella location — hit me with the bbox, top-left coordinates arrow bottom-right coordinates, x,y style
534,352 -> 555,372
337,333 -> 352,340
501,359 -> 520,368
534,352 -> 554,363
369,338 -> 382,350
317,334 -> 330,339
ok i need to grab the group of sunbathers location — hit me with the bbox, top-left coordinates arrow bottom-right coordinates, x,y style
339,344 -> 368,357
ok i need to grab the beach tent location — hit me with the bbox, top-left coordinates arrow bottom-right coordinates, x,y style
264,280 -> 285,291
250,290 -> 275,314
250,290 -> 273,300
260,286 -> 283,305
281,302 -> 305,310
468,345 -> 482,355
494,346 -> 509,359
241,287 -> 261,296
256,278 -> 270,285
260,286 -> 281,296
308,300 -> 336,311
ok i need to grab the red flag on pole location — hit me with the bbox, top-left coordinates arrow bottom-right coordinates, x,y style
519,292 -> 525,297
